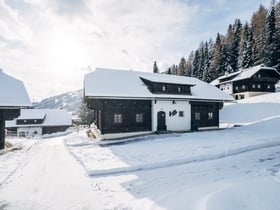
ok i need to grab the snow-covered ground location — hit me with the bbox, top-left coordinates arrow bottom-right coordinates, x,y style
1,93 -> 280,210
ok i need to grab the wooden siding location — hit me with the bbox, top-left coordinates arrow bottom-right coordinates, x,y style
42,126 -> 70,135
17,119 -> 44,125
140,78 -> 192,95
190,101 -> 220,130
233,69 -> 279,94
233,79 -> 276,94
86,98 -> 152,134
0,109 -> 20,149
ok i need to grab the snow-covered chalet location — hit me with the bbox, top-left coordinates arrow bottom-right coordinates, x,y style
211,65 -> 280,100
84,68 -> 233,136
0,69 -> 31,149
6,109 -> 72,138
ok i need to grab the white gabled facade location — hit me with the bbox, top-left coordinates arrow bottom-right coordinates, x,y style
152,100 -> 191,132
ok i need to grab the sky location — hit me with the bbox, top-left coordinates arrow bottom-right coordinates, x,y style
0,0 -> 271,101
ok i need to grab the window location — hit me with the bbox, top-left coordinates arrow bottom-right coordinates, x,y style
178,86 -> 182,92
252,84 -> 256,89
136,113 -> 143,123
114,114 -> 122,124
267,85 -> 271,89
208,112 -> 214,120
257,84 -> 261,89
195,112 -> 200,120
179,111 -> 184,117
242,85 -> 246,90
258,74 -> 261,78
162,85 -> 167,91
235,86 -> 239,90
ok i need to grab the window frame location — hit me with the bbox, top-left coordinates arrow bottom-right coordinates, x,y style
113,113 -> 123,124
136,113 -> 144,123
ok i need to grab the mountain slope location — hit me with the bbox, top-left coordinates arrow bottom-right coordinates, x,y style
34,89 -> 83,114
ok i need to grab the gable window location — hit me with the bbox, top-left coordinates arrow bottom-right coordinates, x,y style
162,85 -> 167,92
195,112 -> 200,120
136,113 -> 143,123
208,112 -> 214,120
114,114 -> 122,124
178,86 -> 182,92
267,85 -> 271,89
179,111 -> 184,117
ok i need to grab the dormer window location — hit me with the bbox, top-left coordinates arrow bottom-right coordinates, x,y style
178,86 -> 182,92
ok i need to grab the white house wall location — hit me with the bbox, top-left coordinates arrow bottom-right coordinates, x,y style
17,127 -> 42,138
220,82 -> 233,94
152,100 -> 191,132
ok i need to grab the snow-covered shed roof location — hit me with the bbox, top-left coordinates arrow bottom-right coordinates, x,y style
84,68 -> 233,101
0,69 -> 31,108
211,65 -> 280,85
6,109 -> 72,128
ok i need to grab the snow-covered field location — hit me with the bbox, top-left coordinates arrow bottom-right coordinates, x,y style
1,93 -> 280,210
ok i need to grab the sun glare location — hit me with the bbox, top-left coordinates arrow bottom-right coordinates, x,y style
46,32 -> 86,70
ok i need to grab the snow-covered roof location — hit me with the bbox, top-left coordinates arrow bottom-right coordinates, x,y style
84,68 -> 233,101
211,65 -> 279,85
0,69 -> 31,108
6,109 -> 72,128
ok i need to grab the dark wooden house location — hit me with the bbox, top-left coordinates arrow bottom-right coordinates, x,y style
0,69 -> 31,149
6,109 -> 72,138
211,65 -> 280,100
84,68 -> 232,137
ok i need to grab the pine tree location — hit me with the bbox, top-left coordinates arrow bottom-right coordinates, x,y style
178,57 -> 187,76
191,50 -> 200,78
240,22 -> 253,68
209,33 -> 223,79
251,5 -> 267,65
202,41 -> 212,82
78,101 -> 95,126
185,51 -> 194,77
275,1 -> 280,69
265,2 -> 277,67
153,61 -> 159,73
227,19 -> 242,71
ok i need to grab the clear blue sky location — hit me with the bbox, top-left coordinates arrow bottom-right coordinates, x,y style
0,0 -> 271,101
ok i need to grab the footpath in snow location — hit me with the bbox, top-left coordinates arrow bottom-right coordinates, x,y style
0,137 -> 99,210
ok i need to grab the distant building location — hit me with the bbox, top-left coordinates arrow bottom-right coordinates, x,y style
0,69 -> 31,149
6,109 -> 72,138
84,68 -> 232,137
211,65 -> 280,100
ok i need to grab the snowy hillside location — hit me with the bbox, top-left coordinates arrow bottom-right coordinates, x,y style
1,92 -> 280,210
238,92 -> 280,103
34,89 -> 82,114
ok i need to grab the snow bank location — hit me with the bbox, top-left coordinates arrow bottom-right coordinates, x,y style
65,116 -> 280,177
239,92 -> 280,103
221,102 -> 280,124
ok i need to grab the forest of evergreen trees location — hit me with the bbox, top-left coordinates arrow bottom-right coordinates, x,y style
165,1 -> 280,83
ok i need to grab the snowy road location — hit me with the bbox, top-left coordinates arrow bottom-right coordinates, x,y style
0,137 -> 97,210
